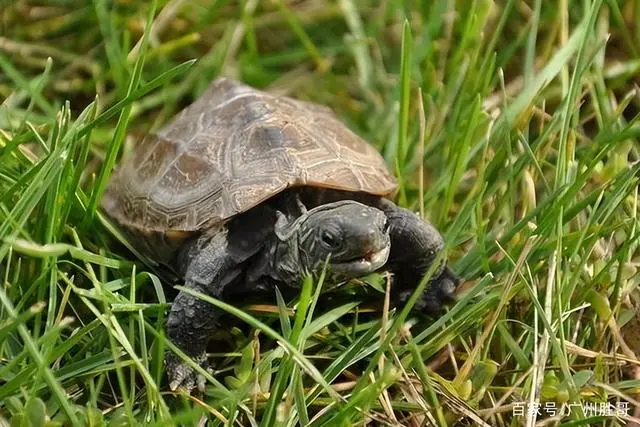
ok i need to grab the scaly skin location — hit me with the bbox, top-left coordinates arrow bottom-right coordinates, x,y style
166,196 -> 458,392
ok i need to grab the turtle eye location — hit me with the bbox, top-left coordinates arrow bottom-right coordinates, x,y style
321,230 -> 340,249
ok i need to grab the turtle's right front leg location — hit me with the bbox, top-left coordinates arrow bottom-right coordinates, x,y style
166,231 -> 242,392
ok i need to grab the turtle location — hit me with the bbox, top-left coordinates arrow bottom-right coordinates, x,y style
102,77 -> 459,392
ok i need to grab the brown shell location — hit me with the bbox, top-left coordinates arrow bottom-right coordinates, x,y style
102,78 -> 397,234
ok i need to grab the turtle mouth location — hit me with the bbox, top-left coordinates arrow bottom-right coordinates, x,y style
332,245 -> 391,276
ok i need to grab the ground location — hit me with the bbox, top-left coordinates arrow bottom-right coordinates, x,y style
1,1 -> 640,426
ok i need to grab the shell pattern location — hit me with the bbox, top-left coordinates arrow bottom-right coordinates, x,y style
102,78 -> 397,234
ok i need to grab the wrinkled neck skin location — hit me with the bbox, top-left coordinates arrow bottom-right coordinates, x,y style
258,210 -> 318,286
247,205 -> 331,287
247,200 -> 390,289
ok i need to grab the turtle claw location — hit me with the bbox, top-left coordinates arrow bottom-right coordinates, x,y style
393,266 -> 460,315
166,352 -> 210,393
197,371 -> 207,393
421,266 -> 460,314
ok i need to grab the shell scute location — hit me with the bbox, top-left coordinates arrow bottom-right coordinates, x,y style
103,78 -> 397,234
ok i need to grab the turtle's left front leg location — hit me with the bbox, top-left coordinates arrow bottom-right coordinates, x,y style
374,199 -> 459,314
166,230 -> 242,392
167,205 -> 276,392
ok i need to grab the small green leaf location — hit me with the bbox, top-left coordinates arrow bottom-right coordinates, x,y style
25,397 -> 47,427
259,357 -> 273,393
541,371 -> 560,400
572,370 -> 594,389
585,290 -> 612,319
236,343 -> 254,383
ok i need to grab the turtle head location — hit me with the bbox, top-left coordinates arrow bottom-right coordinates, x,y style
283,200 -> 391,278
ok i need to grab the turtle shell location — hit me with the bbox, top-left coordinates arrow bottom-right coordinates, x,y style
102,78 -> 397,235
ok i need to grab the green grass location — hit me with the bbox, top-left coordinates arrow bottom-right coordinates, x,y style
1,1 -> 640,425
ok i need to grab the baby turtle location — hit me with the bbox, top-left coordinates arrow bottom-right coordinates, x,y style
103,78 -> 458,392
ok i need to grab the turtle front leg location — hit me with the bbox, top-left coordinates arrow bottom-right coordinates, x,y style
166,231 -> 243,392
166,207 -> 275,392
166,288 -> 224,392
375,199 -> 459,314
